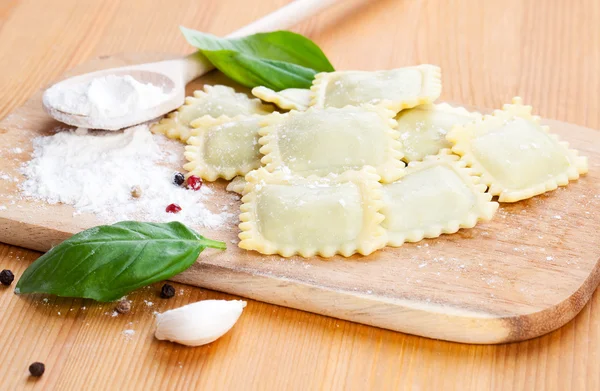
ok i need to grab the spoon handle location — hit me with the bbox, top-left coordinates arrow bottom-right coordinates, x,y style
181,0 -> 342,84
227,0 -> 342,38
181,52 -> 214,85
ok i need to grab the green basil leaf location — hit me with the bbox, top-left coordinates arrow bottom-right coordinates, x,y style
201,51 -> 320,91
15,221 -> 225,302
180,27 -> 335,90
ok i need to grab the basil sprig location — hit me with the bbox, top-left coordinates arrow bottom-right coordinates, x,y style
15,221 -> 225,302
181,27 -> 335,90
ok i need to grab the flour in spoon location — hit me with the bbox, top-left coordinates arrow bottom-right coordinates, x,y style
45,75 -> 169,119
20,125 -> 233,228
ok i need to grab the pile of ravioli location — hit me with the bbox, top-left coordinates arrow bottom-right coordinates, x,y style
151,64 -> 588,258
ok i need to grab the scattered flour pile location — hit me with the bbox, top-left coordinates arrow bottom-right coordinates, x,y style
20,125 -> 232,228
45,75 -> 169,119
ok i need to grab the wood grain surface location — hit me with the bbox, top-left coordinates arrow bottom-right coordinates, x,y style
1,52 -> 600,344
0,0 -> 599,389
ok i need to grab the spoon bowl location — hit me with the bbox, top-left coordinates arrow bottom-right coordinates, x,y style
42,55 -> 210,130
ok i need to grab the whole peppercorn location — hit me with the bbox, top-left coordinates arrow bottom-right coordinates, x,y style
165,203 -> 182,214
0,269 -> 14,286
173,172 -> 185,186
160,283 -> 176,299
130,185 -> 142,198
186,175 -> 203,191
115,300 -> 131,314
29,362 -> 45,377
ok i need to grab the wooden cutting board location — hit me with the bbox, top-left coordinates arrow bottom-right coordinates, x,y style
1,54 -> 599,344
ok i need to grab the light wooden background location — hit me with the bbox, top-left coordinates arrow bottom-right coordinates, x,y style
0,0 -> 599,389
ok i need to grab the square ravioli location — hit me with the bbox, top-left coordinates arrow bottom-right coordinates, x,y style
310,65 -> 441,112
238,168 -> 386,258
252,86 -> 311,111
184,116 -> 262,181
396,103 -> 481,162
259,106 -> 404,182
151,85 -> 273,142
382,152 -> 498,246
447,97 -> 588,202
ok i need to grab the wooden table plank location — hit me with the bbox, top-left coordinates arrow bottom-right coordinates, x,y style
0,0 -> 599,389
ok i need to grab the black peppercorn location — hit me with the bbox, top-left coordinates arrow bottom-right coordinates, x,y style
160,283 -> 175,299
173,172 -> 185,186
29,362 -> 45,377
0,269 -> 14,286
115,300 -> 131,314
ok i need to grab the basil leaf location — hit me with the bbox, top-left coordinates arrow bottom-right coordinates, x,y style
180,27 -> 335,90
15,221 -> 225,302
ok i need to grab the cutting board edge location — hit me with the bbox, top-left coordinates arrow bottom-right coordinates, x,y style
5,214 -> 600,344
172,258 -> 600,344
0,216 -> 73,252
502,257 -> 600,342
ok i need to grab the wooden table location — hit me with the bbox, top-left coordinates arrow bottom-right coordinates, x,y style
0,0 -> 599,389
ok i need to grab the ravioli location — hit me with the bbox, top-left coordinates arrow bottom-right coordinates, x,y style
310,65 -> 441,112
184,116 -> 262,181
151,85 -> 273,142
259,106 -> 405,182
382,152 -> 498,246
447,97 -> 588,202
396,103 -> 481,162
252,86 -> 311,111
238,168 -> 386,258
226,176 -> 248,195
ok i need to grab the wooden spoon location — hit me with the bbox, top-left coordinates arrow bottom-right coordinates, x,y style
42,0 -> 341,131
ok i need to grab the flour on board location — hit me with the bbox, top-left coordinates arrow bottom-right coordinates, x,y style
20,125 -> 232,228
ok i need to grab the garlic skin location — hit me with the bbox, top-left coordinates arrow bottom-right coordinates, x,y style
155,300 -> 247,346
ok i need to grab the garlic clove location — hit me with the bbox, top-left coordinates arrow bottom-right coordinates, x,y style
154,299 -> 247,346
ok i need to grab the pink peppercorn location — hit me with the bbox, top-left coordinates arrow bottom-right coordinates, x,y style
165,203 -> 182,213
187,175 -> 202,191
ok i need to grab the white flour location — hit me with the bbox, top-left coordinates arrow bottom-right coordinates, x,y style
20,125 -> 233,228
45,75 -> 169,119
122,329 -> 135,340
